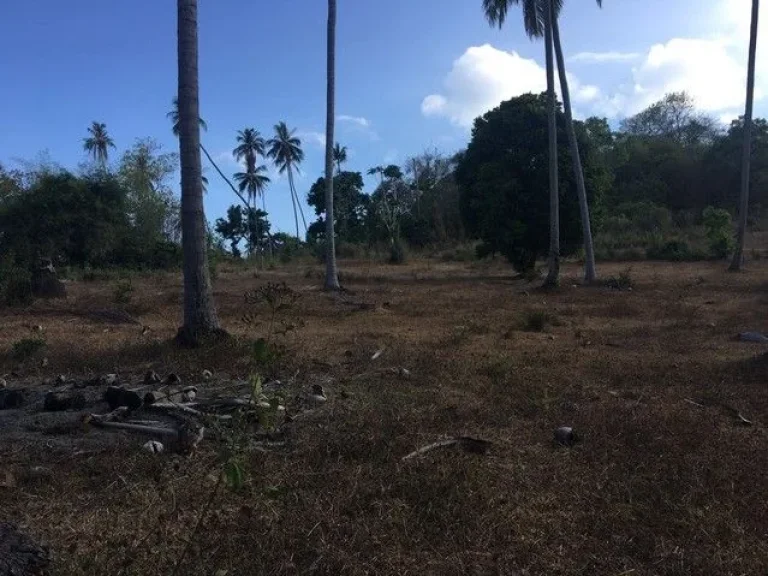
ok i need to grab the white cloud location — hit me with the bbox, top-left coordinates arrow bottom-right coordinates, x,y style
297,131 -> 326,148
337,115 -> 370,128
214,151 -> 245,170
337,114 -> 379,141
422,44 -> 600,127
569,51 -> 641,64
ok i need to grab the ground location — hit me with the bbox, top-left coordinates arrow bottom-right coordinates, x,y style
1,258 -> 767,576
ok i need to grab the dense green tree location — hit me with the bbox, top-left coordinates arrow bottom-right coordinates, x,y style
456,93 -> 603,272
307,171 -> 369,244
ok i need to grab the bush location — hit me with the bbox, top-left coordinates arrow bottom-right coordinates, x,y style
113,278 -> 134,305
604,268 -> 634,291
702,206 -> 734,259
645,239 -> 708,261
0,266 -> 33,306
11,337 -> 46,361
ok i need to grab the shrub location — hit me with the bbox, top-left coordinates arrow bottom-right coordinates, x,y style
646,239 -> 693,261
113,278 -> 134,305
605,267 -> 633,291
11,337 -> 46,361
0,266 -> 33,306
702,206 -> 734,259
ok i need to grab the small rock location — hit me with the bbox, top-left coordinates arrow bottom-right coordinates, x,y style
44,392 -> 86,412
398,367 -> 412,378
257,401 -> 272,409
41,357 -> 49,367
0,389 -> 24,410
202,369 -> 213,381
181,388 -> 196,403
309,384 -> 327,404
143,370 -> 161,385
166,373 -> 181,385
55,374 -> 67,386
104,386 -> 142,411
142,440 -> 164,454
738,331 -> 768,343
554,426 -> 579,447
0,378 -> 6,389
32,325 -> 43,332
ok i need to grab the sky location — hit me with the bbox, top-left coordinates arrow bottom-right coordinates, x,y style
0,0 -> 763,235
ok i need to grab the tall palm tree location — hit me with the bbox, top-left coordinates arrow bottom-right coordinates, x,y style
485,0 -> 602,285
233,128 -> 266,173
333,142 -> 347,174
730,0 -> 760,271
551,0 -> 600,282
484,0 -> 560,285
267,122 -> 306,240
83,122 -> 115,166
168,98 -> 249,209
367,165 -> 385,184
176,0 -> 221,344
324,0 -> 341,290
234,164 -> 271,210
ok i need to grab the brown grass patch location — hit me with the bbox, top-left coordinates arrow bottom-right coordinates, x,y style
1,259 -> 767,574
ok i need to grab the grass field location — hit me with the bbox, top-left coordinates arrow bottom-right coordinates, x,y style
1,258 -> 767,575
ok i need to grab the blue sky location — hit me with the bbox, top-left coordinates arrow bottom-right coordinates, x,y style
0,0 -> 761,234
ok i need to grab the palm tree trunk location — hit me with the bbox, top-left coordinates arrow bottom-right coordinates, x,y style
543,0 -> 560,287
551,7 -> 596,282
730,0 -> 760,271
287,167 -> 300,240
262,193 -> 274,260
176,0 -> 222,345
324,0 -> 341,290
199,143 -> 250,209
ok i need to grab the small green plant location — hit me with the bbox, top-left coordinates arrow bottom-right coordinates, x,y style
113,278 -> 134,305
605,267 -> 634,291
702,206 -> 734,259
11,337 -> 46,361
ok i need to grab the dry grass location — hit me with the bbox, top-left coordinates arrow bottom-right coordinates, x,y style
1,259 -> 768,575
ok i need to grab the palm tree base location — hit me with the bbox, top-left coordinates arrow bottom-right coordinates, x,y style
175,326 -> 231,348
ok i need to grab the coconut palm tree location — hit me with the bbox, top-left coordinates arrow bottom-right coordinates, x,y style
175,0 -> 221,344
324,0 -> 341,290
550,0 -> 600,282
730,0 -> 760,271
168,98 -> 248,208
484,0 -> 601,285
233,128 -> 266,173
83,122 -> 115,166
267,121 -> 306,240
333,142 -> 347,174
234,165 -> 271,210
367,165 -> 385,184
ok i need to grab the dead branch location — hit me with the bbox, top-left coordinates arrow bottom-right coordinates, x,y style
402,436 -> 492,460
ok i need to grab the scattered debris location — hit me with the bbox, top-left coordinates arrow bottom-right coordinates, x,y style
738,331 -> 768,343
55,374 -> 67,386
0,522 -> 50,576
104,386 -> 143,411
144,386 -> 198,406
554,426 -> 579,447
166,373 -> 182,385
144,370 -> 161,385
0,389 -> 24,410
143,440 -> 164,454
402,436 -> 492,460
371,348 -> 385,361
101,373 -> 119,386
684,398 -> 753,426
43,391 -> 86,412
